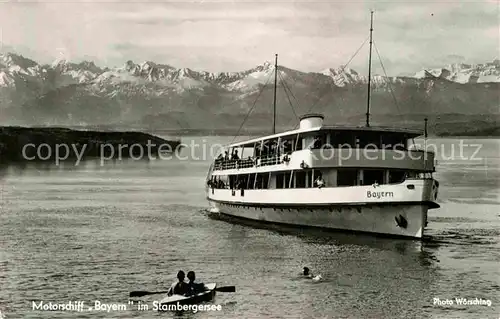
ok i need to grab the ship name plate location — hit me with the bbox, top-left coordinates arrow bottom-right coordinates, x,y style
366,190 -> 394,199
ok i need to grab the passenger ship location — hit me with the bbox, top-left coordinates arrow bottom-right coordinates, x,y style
205,13 -> 440,239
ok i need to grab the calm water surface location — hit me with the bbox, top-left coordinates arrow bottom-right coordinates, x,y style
0,137 -> 499,319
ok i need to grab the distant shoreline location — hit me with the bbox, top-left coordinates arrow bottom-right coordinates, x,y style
4,125 -> 500,139
0,126 -> 181,163
151,129 -> 500,139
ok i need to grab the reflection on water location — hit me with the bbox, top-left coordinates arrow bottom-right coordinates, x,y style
0,137 -> 499,318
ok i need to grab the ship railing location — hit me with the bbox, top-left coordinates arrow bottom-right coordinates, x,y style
213,158 -> 255,170
236,159 -> 255,169
214,159 -> 236,170
213,153 -> 291,171
257,155 -> 282,167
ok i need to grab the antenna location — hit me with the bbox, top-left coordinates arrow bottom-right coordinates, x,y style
366,11 -> 374,127
273,54 -> 278,134
424,117 -> 428,170
424,117 -> 428,139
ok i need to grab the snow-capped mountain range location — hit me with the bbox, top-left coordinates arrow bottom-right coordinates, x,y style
0,52 -> 499,130
413,60 -> 500,84
2,52 -> 499,91
0,53 -> 282,92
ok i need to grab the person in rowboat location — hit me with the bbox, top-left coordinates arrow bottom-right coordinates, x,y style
186,271 -> 207,296
167,270 -> 189,296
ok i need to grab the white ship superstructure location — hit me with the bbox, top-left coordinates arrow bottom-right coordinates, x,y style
205,12 -> 440,239
206,114 -> 439,238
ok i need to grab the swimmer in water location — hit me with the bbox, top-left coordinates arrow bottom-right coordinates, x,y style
303,267 -> 312,278
303,267 -> 322,281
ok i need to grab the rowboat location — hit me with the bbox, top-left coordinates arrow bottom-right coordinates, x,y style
157,283 -> 217,310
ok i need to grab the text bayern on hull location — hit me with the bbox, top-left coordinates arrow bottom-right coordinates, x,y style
206,114 -> 439,239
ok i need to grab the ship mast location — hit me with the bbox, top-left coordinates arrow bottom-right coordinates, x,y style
366,11 -> 374,127
273,53 -> 278,134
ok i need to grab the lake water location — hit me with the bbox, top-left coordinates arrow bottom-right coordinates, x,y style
0,137 -> 499,318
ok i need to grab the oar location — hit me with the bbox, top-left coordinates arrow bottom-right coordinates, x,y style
215,286 -> 235,292
129,290 -> 169,298
129,286 -> 235,298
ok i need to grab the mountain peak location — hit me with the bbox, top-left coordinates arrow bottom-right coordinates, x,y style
140,61 -> 157,69
51,57 -> 69,69
321,66 -> 363,87
75,61 -> 102,73
123,60 -> 137,72
322,66 -> 358,76
414,70 -> 436,79
1,52 -> 38,69
252,61 -> 274,72
412,60 -> 500,83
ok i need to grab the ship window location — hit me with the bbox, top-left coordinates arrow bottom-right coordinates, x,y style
259,140 -> 271,158
417,172 -> 432,179
363,169 -> 384,185
276,172 -> 284,189
294,136 -> 303,151
229,175 -> 236,189
237,175 -> 248,189
330,131 -> 355,148
310,133 -> 328,149
357,133 -> 381,148
312,169 -> 324,187
295,171 -> 306,188
382,134 -> 407,150
247,174 -> 255,189
282,139 -> 293,154
273,172 -> 292,189
406,171 -> 418,178
255,174 -> 262,189
262,173 -> 270,189
283,172 -> 292,188
255,173 -> 270,189
389,170 -> 406,184
337,169 -> 358,186
269,139 -> 279,156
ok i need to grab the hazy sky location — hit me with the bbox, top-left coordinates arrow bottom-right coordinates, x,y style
0,0 -> 498,75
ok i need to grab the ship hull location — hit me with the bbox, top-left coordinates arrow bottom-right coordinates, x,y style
208,200 -> 429,239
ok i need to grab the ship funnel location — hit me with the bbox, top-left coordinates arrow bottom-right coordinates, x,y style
299,114 -> 324,130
